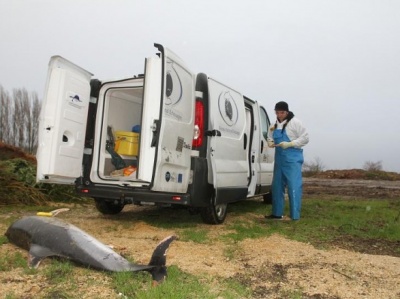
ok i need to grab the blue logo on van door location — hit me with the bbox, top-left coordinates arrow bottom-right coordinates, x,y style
69,95 -> 82,102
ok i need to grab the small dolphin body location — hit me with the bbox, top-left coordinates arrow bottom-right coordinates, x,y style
5,216 -> 176,282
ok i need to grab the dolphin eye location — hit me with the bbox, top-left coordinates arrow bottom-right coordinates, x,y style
166,72 -> 173,97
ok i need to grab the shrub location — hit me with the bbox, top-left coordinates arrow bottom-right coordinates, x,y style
0,158 -> 82,204
303,157 -> 325,176
363,160 -> 383,171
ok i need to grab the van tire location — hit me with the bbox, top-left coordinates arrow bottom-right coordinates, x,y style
94,199 -> 124,215
200,192 -> 227,224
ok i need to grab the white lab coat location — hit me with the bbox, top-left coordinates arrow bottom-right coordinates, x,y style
268,117 -> 309,148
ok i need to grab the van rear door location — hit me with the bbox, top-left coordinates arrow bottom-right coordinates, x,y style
36,56 -> 92,184
138,44 -> 195,193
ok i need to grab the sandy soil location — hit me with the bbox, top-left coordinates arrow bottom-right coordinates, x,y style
1,178 -> 400,298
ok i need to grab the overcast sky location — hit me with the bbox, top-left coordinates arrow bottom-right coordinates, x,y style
1,0 -> 399,172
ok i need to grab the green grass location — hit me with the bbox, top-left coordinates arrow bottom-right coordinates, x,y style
1,195 -> 399,298
224,221 -> 270,241
0,251 -> 27,271
298,198 -> 400,241
38,260 -> 80,299
179,228 -> 209,243
111,265 -> 251,299
44,259 -> 75,284
0,235 -> 8,246
0,259 -> 79,298
225,197 -> 400,249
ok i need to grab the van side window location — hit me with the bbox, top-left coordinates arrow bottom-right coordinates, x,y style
260,107 -> 270,140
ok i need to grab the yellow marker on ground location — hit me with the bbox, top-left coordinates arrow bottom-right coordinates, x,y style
36,208 -> 70,217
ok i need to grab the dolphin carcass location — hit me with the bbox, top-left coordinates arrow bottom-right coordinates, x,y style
5,216 -> 176,283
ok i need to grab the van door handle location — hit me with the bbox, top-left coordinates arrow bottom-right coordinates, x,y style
261,140 -> 264,153
205,130 -> 221,137
244,133 -> 247,150
151,119 -> 159,147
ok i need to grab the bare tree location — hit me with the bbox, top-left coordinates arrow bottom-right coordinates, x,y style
26,91 -> 40,153
0,85 -> 41,153
363,160 -> 382,171
13,88 -> 28,149
0,86 -> 13,144
303,157 -> 325,174
0,85 -> 11,144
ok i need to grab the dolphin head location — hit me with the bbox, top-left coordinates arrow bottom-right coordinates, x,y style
5,226 -> 31,251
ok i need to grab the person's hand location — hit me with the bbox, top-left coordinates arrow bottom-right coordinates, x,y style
277,141 -> 294,149
267,138 -> 275,148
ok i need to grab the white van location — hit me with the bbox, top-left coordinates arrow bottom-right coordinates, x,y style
36,44 -> 275,224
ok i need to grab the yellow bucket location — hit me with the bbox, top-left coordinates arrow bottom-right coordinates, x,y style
114,131 -> 139,156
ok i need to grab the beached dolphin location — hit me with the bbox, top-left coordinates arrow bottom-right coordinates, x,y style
5,216 -> 176,283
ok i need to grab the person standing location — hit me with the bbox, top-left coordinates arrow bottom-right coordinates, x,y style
266,101 -> 309,220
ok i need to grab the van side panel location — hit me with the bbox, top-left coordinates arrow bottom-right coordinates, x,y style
207,78 -> 248,203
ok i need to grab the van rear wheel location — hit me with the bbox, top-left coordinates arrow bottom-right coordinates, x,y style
94,198 -> 124,215
200,192 -> 227,224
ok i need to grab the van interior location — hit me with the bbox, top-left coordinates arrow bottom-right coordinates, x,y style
96,84 -> 144,181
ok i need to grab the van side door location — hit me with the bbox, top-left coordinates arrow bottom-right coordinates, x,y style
257,104 -> 274,187
207,78 -> 248,203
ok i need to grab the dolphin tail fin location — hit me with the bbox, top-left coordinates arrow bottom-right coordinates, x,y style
147,235 -> 177,283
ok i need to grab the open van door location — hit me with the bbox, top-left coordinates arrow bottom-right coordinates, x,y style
257,104 -> 274,186
36,56 -> 92,184
138,44 -> 195,193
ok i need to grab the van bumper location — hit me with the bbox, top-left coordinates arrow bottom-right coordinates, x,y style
75,184 -> 191,205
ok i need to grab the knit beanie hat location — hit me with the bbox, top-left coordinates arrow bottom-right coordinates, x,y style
274,101 -> 289,112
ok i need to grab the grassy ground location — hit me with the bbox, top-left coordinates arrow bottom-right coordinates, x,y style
1,146 -> 399,298
230,196 -> 400,255
1,194 -> 399,299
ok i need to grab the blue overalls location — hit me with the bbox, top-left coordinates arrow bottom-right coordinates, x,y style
272,128 -> 304,220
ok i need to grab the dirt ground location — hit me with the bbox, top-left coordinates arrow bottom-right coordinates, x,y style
1,177 -> 400,299
303,177 -> 400,199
